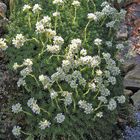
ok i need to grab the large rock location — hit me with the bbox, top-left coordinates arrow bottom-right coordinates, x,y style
124,64 -> 140,89
124,89 -> 133,96
131,90 -> 140,108
122,61 -> 136,74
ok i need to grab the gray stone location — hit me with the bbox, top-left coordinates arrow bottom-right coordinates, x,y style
124,64 -> 140,89
122,61 -> 136,74
124,89 -> 133,96
131,90 -> 140,108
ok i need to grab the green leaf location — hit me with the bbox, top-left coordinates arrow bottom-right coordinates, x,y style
25,135 -> 34,140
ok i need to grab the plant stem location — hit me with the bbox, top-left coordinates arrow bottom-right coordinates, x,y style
29,74 -> 40,86
40,108 -> 50,116
84,21 -> 90,43
56,81 -> 63,92
22,110 -> 32,116
28,13 -> 31,30
73,7 -> 77,24
83,89 -> 90,96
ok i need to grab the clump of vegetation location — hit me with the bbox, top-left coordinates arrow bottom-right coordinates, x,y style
0,0 -> 128,139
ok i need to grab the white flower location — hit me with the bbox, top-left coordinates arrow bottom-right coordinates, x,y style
46,29 -> 56,39
108,76 -> 116,85
71,38 -> 82,47
94,38 -> 102,46
39,75 -> 52,89
39,120 -> 51,130
23,59 -> 33,66
63,92 -> 72,106
13,63 -> 19,70
98,96 -> 107,104
107,99 -> 117,111
12,103 -> 22,114
53,36 -> 64,46
116,44 -> 124,50
106,21 -> 116,28
27,97 -> 37,107
0,38 -> 8,50
72,0 -> 80,7
80,49 -> 87,56
78,100 -> 93,114
53,0 -> 64,5
117,95 -> 126,104
101,1 -> 109,7
31,103 -> 40,114
12,34 -> 26,49
32,4 -> 42,13
27,98 -> 40,114
96,70 -> 102,76
41,16 -> 51,25
53,12 -> 60,17
47,44 -> 61,54
50,89 -> 58,99
55,113 -> 65,123
102,5 -> 117,16
100,87 -> 110,96
20,66 -> 32,78
36,22 -> 45,33
84,103 -> 93,114
12,126 -> 21,136
96,112 -> 103,118
17,78 -> 26,87
106,41 -> 112,47
23,4 -> 31,11
78,100 -> 87,108
88,82 -> 96,91
87,13 -> 97,21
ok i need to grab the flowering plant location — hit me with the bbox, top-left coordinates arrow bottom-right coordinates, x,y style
4,0 -> 127,139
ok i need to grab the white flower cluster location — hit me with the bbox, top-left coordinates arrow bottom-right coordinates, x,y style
46,35 -> 64,54
72,0 -> 80,7
102,4 -> 117,16
78,100 -> 93,114
88,82 -> 96,91
65,70 -> 86,89
116,43 -> 124,50
98,96 -> 107,104
50,89 -> 58,99
53,11 -> 60,17
94,38 -> 102,46
12,126 -> 21,136
107,98 -> 117,111
102,52 -> 120,76
16,59 -> 33,87
106,21 -> 116,28
79,55 -> 100,68
53,0 -> 64,5
23,4 -> 31,11
12,103 -> 22,114
20,66 -> 32,78
55,113 -> 65,123
62,91 -> 72,106
17,78 -> 26,87
0,38 -> 8,50
39,74 -> 52,89
32,4 -> 42,13
87,13 -> 97,21
117,95 -> 126,104
12,34 -> 26,49
27,98 -> 40,114
39,119 -> 51,130
51,67 -> 66,82
36,16 -> 51,33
